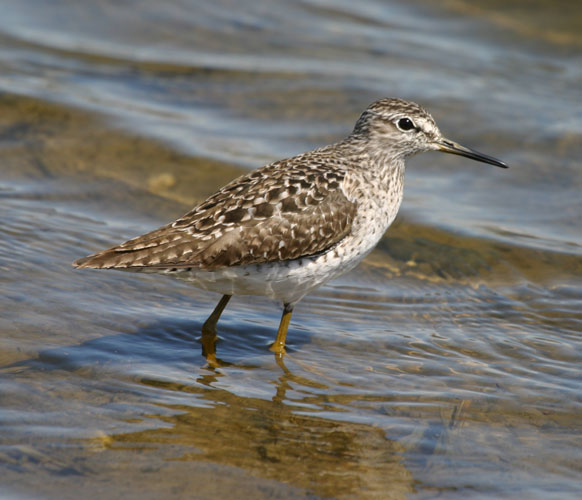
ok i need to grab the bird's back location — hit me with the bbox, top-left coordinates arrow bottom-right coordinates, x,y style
74,145 -> 359,272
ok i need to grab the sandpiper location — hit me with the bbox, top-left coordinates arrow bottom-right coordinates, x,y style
74,98 -> 507,357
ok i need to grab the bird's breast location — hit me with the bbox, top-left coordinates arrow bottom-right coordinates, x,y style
343,162 -> 405,244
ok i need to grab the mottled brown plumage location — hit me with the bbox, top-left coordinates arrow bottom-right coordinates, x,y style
75,149 -> 357,271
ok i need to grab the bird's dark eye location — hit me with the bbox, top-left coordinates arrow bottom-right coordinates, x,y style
397,117 -> 415,132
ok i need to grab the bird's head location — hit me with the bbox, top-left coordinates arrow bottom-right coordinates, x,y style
353,98 -> 507,168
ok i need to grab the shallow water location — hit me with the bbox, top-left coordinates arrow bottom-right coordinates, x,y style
1,1 -> 581,499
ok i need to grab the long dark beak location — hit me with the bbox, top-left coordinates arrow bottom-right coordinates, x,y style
435,138 -> 508,168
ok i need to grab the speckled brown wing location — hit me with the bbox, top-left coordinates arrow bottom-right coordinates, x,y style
74,155 -> 357,271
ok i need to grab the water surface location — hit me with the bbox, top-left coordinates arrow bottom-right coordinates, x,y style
1,1 -> 581,499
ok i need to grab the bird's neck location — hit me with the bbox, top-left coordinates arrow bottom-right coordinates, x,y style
338,136 -> 406,180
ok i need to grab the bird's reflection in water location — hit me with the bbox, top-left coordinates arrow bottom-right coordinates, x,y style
125,329 -> 415,499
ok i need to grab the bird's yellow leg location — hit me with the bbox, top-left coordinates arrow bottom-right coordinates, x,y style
201,295 -> 231,365
202,294 -> 231,335
270,304 -> 293,356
